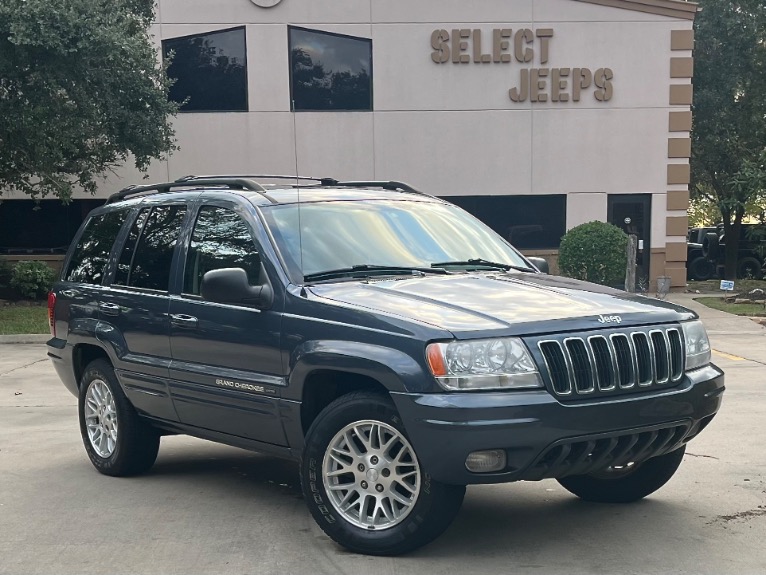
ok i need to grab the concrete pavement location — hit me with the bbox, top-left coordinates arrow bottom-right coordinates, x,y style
0,297 -> 764,574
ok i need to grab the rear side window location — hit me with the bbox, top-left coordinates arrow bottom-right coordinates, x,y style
115,205 -> 186,291
183,206 -> 260,295
65,211 -> 126,284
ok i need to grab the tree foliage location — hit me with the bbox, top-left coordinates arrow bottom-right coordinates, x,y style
558,221 -> 628,286
692,0 -> 766,278
0,0 -> 178,201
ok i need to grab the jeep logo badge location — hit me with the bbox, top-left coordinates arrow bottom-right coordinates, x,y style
597,314 -> 623,324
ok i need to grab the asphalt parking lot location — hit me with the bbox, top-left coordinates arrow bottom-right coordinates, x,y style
1,295 -> 765,575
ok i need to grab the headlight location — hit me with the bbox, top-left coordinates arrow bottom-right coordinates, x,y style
682,320 -> 711,371
426,338 -> 543,391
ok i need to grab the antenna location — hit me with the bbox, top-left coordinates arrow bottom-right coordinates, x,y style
292,102 -> 304,281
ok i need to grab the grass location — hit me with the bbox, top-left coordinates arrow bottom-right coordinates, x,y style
694,297 -> 766,317
0,306 -> 49,335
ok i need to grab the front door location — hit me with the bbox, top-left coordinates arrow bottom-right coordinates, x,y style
608,194 -> 652,290
168,201 -> 287,446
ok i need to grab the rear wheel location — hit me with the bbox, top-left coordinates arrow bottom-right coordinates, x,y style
557,445 -> 686,503
688,256 -> 715,281
300,391 -> 465,556
78,359 -> 160,476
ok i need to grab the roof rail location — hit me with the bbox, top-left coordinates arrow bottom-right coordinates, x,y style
105,177 -> 270,204
175,174 -> 325,183
105,175 -> 425,204
325,180 -> 424,194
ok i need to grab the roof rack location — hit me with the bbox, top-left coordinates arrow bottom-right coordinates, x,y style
106,175 -> 425,205
106,177 -> 270,204
322,180 -> 423,194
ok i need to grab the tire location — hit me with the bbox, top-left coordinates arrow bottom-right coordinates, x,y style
702,232 -> 720,261
737,257 -> 764,280
300,391 -> 466,556
557,445 -> 686,503
78,359 -> 160,476
688,256 -> 715,281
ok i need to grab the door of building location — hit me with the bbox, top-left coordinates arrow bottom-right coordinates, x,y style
607,194 -> 652,290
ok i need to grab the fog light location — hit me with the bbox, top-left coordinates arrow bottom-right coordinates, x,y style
465,450 -> 506,473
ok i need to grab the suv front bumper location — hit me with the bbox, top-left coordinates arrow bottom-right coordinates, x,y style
391,364 -> 724,485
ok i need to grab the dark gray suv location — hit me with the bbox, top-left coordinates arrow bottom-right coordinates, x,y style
47,176 -> 724,555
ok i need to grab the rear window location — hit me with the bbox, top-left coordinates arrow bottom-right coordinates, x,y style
65,211 -> 126,284
114,205 -> 187,291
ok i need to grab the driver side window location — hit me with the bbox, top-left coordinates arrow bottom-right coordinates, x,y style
183,206 -> 261,295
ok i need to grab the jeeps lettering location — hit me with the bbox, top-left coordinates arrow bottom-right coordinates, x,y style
597,314 -> 622,324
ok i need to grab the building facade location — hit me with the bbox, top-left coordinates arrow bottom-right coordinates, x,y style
0,0 -> 696,287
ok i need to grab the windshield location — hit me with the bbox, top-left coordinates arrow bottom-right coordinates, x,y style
261,199 -> 531,282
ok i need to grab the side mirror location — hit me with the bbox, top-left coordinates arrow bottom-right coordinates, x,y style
200,267 -> 273,308
527,257 -> 549,274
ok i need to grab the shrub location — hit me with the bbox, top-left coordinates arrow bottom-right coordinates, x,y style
0,259 -> 12,288
10,261 -> 56,300
558,221 -> 629,286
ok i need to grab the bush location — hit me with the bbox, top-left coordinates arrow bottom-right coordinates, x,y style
0,259 -> 12,288
558,221 -> 629,286
10,261 -> 56,300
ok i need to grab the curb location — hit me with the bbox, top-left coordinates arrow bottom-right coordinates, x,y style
0,334 -> 50,345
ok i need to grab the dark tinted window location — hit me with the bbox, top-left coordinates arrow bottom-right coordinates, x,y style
65,211 -> 126,284
126,206 -> 186,291
289,27 -> 372,111
0,199 -> 104,253
114,209 -> 150,286
184,206 -> 260,295
448,195 -> 567,249
163,27 -> 248,112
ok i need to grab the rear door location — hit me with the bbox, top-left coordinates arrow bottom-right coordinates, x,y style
99,203 -> 188,422
167,200 -> 286,445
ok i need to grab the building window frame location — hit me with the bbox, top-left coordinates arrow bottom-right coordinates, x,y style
288,25 -> 374,112
162,26 -> 249,113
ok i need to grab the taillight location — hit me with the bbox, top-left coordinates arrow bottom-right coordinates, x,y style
47,292 -> 56,337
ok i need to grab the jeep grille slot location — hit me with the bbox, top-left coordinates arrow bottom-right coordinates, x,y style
565,338 -> 593,393
539,341 -> 571,395
667,329 -> 684,380
651,330 -> 670,384
536,325 -> 685,400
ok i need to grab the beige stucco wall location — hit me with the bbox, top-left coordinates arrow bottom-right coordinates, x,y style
57,0 -> 694,285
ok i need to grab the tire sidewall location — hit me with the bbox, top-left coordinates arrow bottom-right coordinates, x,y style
78,360 -> 130,474
301,396 -> 445,555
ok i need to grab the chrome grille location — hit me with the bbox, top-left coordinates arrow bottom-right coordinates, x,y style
537,327 -> 685,399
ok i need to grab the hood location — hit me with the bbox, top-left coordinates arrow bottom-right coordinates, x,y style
308,273 -> 695,337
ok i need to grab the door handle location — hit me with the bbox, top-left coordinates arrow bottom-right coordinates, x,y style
98,302 -> 121,316
170,314 -> 198,329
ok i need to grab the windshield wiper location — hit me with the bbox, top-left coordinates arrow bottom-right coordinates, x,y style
304,264 -> 450,283
430,259 -> 535,273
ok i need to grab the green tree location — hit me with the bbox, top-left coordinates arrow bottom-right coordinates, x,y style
692,0 -> 766,278
0,0 -> 178,202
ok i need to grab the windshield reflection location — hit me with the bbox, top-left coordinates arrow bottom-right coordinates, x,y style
261,200 -> 530,282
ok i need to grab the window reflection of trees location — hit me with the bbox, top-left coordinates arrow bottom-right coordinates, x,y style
184,207 -> 260,295
164,28 -> 247,112
129,206 -> 186,291
66,211 -> 125,285
289,28 -> 372,111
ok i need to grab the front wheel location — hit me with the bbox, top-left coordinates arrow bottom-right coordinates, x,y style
300,392 -> 465,556
557,445 -> 686,503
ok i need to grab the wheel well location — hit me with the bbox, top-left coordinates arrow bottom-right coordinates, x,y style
73,344 -> 111,388
301,371 -> 388,435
